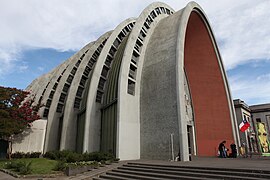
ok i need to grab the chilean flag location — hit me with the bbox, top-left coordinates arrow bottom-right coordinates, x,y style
239,119 -> 250,132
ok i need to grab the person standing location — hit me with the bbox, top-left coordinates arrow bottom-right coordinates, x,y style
218,141 -> 227,158
230,143 -> 237,158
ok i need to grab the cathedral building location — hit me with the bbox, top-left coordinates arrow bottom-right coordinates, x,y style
12,2 -> 238,161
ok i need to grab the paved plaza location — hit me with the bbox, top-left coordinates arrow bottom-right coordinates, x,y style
0,156 -> 269,180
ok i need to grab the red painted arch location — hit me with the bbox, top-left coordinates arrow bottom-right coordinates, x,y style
184,11 -> 234,156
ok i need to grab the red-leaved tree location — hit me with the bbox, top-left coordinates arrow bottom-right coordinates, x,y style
0,86 -> 42,159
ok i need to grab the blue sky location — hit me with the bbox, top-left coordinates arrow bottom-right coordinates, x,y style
0,49 -> 75,89
0,0 -> 269,105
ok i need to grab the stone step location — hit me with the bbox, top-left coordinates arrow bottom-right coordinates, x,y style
123,164 -> 270,179
93,161 -> 270,180
98,173 -> 133,180
104,171 -> 168,180
111,168 -> 221,180
92,177 -> 110,180
112,167 -> 267,180
127,162 -> 270,174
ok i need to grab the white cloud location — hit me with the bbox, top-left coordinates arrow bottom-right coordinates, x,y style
37,67 -> 45,72
1,0 -> 269,72
256,73 -> 270,81
18,65 -> 28,72
229,74 -> 270,105
0,47 -> 21,75
209,0 -> 270,69
0,0 -> 269,104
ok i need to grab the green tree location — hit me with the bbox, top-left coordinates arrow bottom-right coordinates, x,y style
0,86 -> 41,159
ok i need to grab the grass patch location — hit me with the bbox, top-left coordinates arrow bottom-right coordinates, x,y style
0,158 -> 58,175
0,159 -> 7,168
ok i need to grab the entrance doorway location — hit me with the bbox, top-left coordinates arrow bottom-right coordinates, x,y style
0,139 -> 8,158
187,125 -> 194,160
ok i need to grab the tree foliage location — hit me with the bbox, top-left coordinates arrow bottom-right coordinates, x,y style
0,86 -> 41,140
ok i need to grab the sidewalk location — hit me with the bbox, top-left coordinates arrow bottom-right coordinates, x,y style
1,156 -> 269,180
0,171 -> 16,180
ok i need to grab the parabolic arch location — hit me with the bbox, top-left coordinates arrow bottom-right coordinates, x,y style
18,1 -> 239,162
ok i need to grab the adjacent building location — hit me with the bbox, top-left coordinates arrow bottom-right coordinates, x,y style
11,2 -> 239,161
234,99 -> 270,156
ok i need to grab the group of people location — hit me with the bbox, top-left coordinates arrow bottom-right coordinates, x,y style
218,141 -> 237,158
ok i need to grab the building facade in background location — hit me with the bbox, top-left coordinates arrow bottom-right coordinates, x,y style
12,2 -> 238,161
234,99 -> 270,156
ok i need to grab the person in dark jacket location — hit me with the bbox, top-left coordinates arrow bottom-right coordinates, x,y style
230,143 -> 237,158
218,141 -> 227,158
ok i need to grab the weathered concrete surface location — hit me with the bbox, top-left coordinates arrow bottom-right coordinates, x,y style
12,120 -> 47,153
140,10 -> 183,160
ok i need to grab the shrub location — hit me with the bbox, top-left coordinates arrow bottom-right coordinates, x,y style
53,160 -> 67,171
4,160 -> 32,175
44,150 -> 82,163
66,161 -> 98,167
43,150 -> 58,160
44,150 -> 117,163
11,152 -> 24,159
11,152 -> 42,159
90,152 -> 115,161
82,152 -> 114,162
24,152 -> 31,158
4,161 -> 19,169
29,152 -> 41,158
18,161 -> 32,175
65,152 -> 82,163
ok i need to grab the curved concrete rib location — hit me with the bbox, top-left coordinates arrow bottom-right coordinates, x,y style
60,31 -> 112,151
43,42 -> 95,151
117,2 -> 174,160
83,18 -> 136,153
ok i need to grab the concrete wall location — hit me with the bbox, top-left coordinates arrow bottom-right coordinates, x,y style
117,2 -> 174,161
140,10 -> 182,160
12,119 -> 47,153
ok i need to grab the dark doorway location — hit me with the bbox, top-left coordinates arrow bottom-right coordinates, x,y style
76,111 -> 86,153
187,125 -> 193,160
0,139 -> 8,159
57,116 -> 64,150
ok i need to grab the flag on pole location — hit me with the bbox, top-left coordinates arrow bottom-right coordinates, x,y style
239,119 -> 250,132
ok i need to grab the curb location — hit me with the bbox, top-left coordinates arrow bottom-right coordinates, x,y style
0,168 -> 20,178
0,168 -> 65,179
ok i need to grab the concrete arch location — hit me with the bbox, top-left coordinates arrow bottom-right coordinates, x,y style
43,42 -> 95,152
117,2 -> 174,160
139,1 -> 237,161
32,43 -> 89,100
37,61 -> 70,117
60,31 -> 112,151
19,2 -> 238,162
176,2 -> 238,157
28,73 -> 51,104
83,18 -> 136,153
35,45 -> 92,119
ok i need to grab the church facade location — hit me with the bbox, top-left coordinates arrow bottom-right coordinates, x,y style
13,2 -> 238,161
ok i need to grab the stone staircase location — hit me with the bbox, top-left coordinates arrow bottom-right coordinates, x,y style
93,162 -> 270,180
